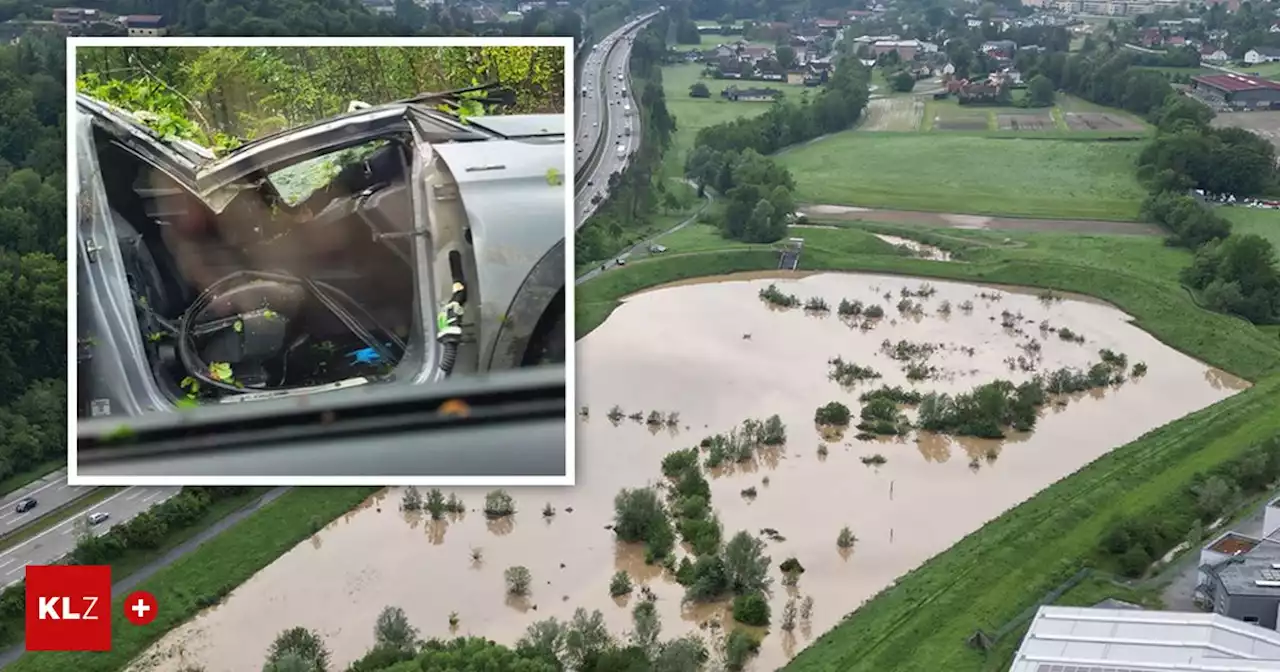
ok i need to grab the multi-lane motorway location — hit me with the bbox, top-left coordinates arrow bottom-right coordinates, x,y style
0,470 -> 94,534
574,13 -> 658,227
0,485 -> 181,587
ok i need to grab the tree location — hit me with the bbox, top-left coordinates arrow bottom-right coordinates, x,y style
563,608 -> 612,670
1027,74 -> 1055,107
629,600 -> 662,656
889,70 -> 915,93
731,592 -> 770,626
373,606 -> 418,653
723,531 -> 771,594
265,627 -> 330,672
689,81 -> 710,98
613,487 -> 668,543
776,45 -> 796,69
505,566 -> 533,596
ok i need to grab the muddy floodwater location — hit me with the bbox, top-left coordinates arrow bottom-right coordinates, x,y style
130,272 -> 1249,672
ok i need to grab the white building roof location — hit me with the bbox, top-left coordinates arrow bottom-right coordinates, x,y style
1010,606 -> 1280,672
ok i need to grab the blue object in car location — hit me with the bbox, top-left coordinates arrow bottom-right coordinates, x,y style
348,344 -> 394,366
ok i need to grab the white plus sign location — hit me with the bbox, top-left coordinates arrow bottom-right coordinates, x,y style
132,599 -> 151,618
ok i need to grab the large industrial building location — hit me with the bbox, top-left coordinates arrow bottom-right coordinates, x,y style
1191,73 -> 1280,110
1009,605 -> 1280,672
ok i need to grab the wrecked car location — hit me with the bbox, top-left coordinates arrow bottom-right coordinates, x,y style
75,90 -> 567,418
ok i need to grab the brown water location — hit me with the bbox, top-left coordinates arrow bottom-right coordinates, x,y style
871,234 -> 952,261
129,272 -> 1249,672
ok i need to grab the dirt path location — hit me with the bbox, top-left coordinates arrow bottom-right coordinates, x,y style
801,204 -> 1164,236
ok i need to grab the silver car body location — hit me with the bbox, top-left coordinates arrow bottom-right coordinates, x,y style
76,93 -> 567,417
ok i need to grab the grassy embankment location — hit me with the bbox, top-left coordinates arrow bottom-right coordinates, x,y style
1221,206 -> 1280,250
576,221 -> 1280,672
8,487 -> 380,672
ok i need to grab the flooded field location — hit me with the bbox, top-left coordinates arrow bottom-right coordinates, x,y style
130,272 -> 1249,672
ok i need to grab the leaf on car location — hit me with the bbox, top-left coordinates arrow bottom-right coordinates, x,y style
545,168 -> 563,186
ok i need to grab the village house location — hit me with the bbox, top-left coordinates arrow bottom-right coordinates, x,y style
1245,47 -> 1280,65
1201,45 -> 1230,63
52,7 -> 99,28
122,14 -> 167,36
981,39 -> 1018,61
873,39 -> 920,61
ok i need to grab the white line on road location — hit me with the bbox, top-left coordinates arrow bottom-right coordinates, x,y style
0,488 -> 134,562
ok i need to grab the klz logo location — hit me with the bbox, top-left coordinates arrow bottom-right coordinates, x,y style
37,596 -> 100,620
25,565 -> 111,651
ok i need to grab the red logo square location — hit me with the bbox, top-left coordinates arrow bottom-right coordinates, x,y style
25,565 -> 112,651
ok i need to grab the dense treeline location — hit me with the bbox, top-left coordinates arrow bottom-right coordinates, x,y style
77,45 -> 565,144
680,53 -> 869,243
1013,45 -> 1280,325
0,32 -> 67,485
274,603 -> 727,672
575,14 -> 683,265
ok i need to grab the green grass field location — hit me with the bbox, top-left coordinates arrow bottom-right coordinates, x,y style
576,222 -> 1280,672
777,133 -> 1149,221
8,487 -> 379,672
1221,206 -> 1280,249
661,62 -> 806,175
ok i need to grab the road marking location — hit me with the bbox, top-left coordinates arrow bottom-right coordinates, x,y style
1,474 -> 70,510
0,558 -> 14,570
142,492 -> 159,503
125,490 -> 141,501
6,566 -> 22,576
0,488 -> 134,562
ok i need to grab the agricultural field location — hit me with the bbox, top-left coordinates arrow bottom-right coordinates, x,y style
1221,206 -> 1280,249
860,96 -> 924,131
777,132 -> 1148,221
1212,110 -> 1280,152
921,94 -> 1147,134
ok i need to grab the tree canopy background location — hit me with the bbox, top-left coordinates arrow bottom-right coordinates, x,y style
76,45 -> 565,145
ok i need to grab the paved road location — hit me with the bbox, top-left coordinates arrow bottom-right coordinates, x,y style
0,470 -> 95,537
574,13 -> 657,227
577,181 -> 714,285
0,487 -> 291,669
0,485 -> 181,589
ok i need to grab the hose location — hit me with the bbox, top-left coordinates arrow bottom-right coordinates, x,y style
437,281 -> 466,376
177,269 -> 396,394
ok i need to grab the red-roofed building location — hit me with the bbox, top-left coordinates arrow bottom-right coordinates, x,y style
1191,73 -> 1280,110
815,18 -> 841,31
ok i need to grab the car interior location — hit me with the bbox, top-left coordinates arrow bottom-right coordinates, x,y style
90,126 -> 423,412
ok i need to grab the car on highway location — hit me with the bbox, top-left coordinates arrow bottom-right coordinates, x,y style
14,498 -> 36,513
87,512 -> 110,525
75,87 -> 569,418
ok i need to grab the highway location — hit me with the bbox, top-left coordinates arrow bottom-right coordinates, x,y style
0,469 -> 94,534
0,485 -> 181,588
574,13 -> 658,228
